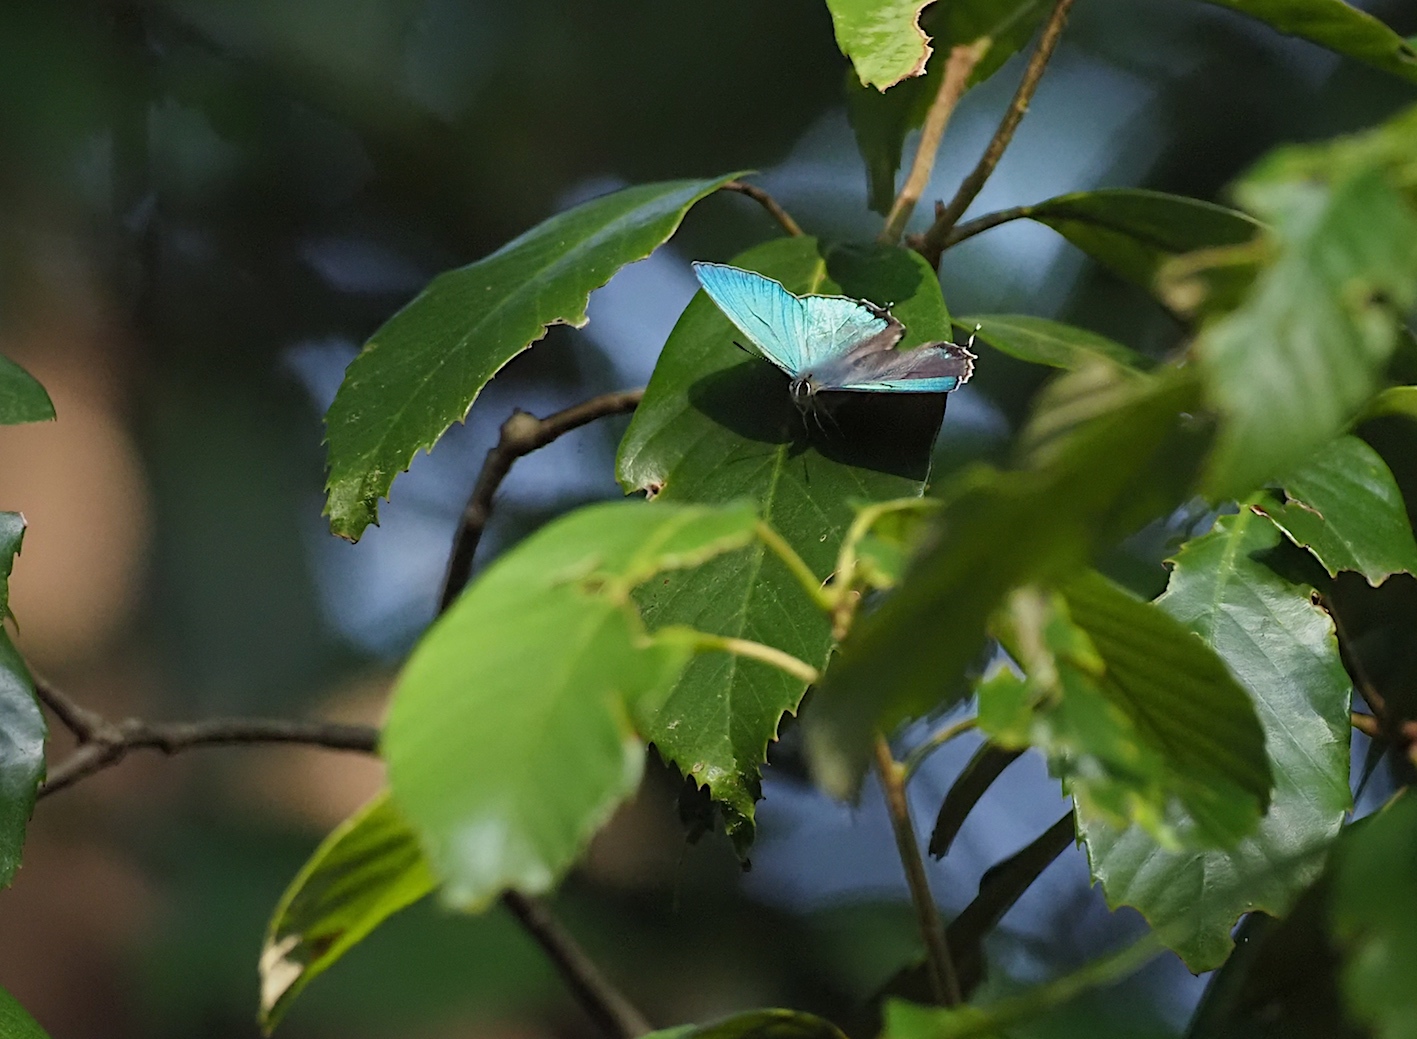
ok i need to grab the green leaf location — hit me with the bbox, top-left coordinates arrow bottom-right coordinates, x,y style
1197,114 -> 1417,499
1060,572 -> 1270,847
383,500 -> 759,908
322,173 -> 745,541
0,355 -> 54,425
1330,792 -> 1417,1039
1251,434 -> 1417,585
1021,189 -> 1261,300
618,237 -> 949,849
1359,384 -> 1417,423
960,315 -> 1146,371
848,1 -> 1048,212
805,366 -> 1208,797
644,1009 -> 848,1039
258,791 -> 436,1033
0,986 -> 51,1039
0,513 -> 43,888
827,0 -> 935,91
1079,510 -> 1351,970
1197,0 -> 1417,85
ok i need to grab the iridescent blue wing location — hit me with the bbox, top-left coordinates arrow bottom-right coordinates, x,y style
692,262 -> 809,375
798,294 -> 900,369
812,339 -> 976,393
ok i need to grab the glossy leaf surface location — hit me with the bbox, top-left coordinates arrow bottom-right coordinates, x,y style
323,173 -> 743,541
1080,510 -> 1351,970
0,513 -> 42,888
0,355 -> 54,425
619,237 -> 949,848
1252,435 -> 1417,586
384,501 -> 758,907
259,791 -> 436,1032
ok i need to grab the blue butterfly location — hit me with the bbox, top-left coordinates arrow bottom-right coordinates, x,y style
692,262 -> 975,411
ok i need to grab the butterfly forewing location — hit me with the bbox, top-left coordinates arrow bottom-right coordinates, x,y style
691,262 -> 810,375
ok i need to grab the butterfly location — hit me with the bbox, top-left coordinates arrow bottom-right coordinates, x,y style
692,262 -> 976,413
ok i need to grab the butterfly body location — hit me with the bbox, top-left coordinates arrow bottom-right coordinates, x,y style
692,262 -> 975,407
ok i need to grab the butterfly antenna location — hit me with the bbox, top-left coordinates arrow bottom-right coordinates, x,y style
966,323 -> 981,349
732,340 -> 753,356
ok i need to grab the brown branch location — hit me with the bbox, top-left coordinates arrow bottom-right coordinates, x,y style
502,891 -> 651,1038
1351,711 -> 1381,739
35,676 -> 378,799
915,0 -> 1078,266
874,735 -> 962,1007
915,204 -> 1035,253
721,180 -> 804,238
439,388 -> 645,611
879,41 -> 989,246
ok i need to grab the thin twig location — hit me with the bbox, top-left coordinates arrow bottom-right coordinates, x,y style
439,388 -> 645,611
35,674 -> 378,800
901,716 -> 978,781
880,41 -> 989,246
502,891 -> 651,1039
874,734 -> 962,1006
721,180 -> 804,238
915,0 -> 1078,266
916,204 -> 1035,253
1352,711 -> 1381,739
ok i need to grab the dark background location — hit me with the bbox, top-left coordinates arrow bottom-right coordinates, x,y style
1,1 -> 1413,1036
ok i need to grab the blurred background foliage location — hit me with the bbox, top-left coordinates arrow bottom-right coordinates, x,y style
0,0 -> 1413,1036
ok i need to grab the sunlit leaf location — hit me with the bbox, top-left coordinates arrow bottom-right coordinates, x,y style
384,501 -> 759,908
259,791 -> 436,1033
1196,107 -> 1417,498
806,367 -> 1207,797
1331,792 -> 1417,1039
1080,510 -> 1351,970
1251,435 -> 1417,585
323,173 -> 745,541
0,513 -> 42,888
619,237 -> 948,850
1197,0 -> 1417,85
0,355 -> 53,425
960,315 -> 1146,371
0,986 -> 51,1039
848,0 -> 1048,211
827,0 -> 935,91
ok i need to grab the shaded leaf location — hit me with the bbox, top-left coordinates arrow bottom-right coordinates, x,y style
0,986 -> 51,1039
827,0 -> 934,90
960,314 -> 1146,371
0,355 -> 54,425
259,791 -> 436,1033
645,1009 -> 848,1039
1061,572 -> 1270,847
1023,189 -> 1261,302
383,500 -> 759,908
848,1 -> 1048,211
323,173 -> 744,541
1196,109 -> 1417,498
1197,0 -> 1417,85
1359,384 -> 1417,423
1080,510 -> 1351,970
1252,434 -> 1417,585
1330,792 -> 1417,1039
806,366 -> 1208,797
0,513 -> 42,888
618,237 -> 948,849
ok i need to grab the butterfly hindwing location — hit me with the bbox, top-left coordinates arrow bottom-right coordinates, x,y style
812,340 -> 975,393
691,262 -> 809,375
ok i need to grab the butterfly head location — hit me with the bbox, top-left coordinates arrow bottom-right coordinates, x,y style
788,374 -> 819,409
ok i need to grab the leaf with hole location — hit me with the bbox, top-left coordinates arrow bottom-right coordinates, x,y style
618,236 -> 950,850
1079,510 -> 1351,970
322,172 -> 745,541
259,791 -> 436,1033
0,513 -> 42,888
1251,435 -> 1417,586
826,0 -> 935,91
383,500 -> 759,908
